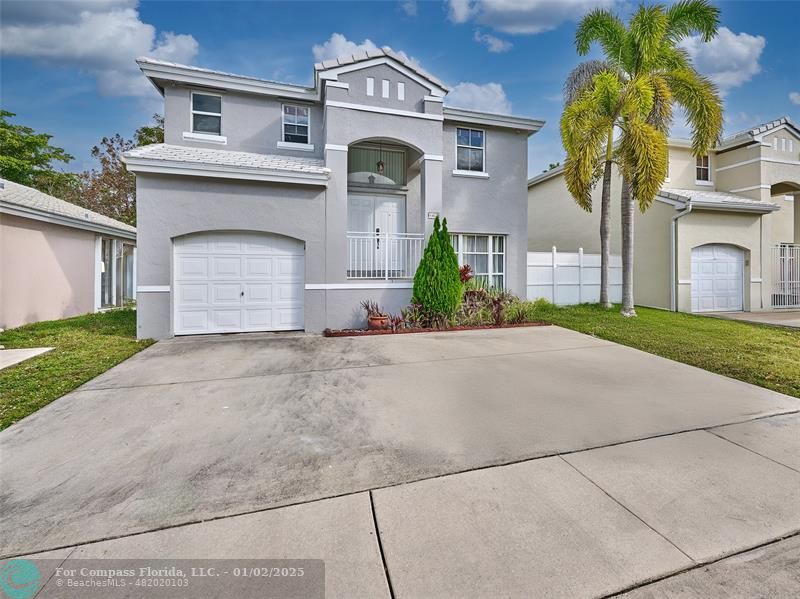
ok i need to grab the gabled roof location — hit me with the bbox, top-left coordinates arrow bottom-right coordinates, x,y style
0,179 -> 136,239
718,116 -> 799,150
658,188 -> 779,213
315,47 -> 449,96
123,144 -> 330,186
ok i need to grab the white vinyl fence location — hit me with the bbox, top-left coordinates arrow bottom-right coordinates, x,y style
771,244 -> 800,308
527,247 -> 622,305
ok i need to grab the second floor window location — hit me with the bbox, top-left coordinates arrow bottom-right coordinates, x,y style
283,105 -> 310,144
191,93 -> 222,135
456,128 -> 485,172
696,155 -> 710,182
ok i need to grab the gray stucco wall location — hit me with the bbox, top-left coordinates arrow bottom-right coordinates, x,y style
338,63 -> 430,112
163,85 -> 324,160
443,122 -> 529,296
135,173 -> 327,339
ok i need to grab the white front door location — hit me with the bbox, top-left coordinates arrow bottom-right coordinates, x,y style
691,244 -> 744,312
347,194 -> 406,273
173,231 -> 304,335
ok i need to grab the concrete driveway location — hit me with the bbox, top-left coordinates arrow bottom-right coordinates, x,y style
706,310 -> 800,328
2,326 -> 799,597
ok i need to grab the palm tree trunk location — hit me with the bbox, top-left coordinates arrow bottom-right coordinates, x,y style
599,134 -> 613,309
620,177 -> 637,317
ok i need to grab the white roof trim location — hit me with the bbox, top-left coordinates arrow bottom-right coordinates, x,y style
124,156 -> 329,186
528,163 -> 565,187
137,58 -> 318,101
1,201 -> 136,240
317,56 -> 448,97
444,107 -> 544,134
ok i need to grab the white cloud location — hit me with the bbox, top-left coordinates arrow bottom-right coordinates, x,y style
399,0 -> 417,16
679,27 -> 765,92
445,82 -> 512,114
312,33 -> 421,70
448,0 -> 617,35
0,0 -> 198,96
790,92 -> 800,106
473,30 -> 513,53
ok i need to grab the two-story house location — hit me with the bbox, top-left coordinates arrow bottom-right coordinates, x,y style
124,49 -> 543,339
527,117 -> 800,314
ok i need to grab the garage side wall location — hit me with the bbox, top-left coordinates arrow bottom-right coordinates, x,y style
135,174 -> 327,339
676,210 -> 762,313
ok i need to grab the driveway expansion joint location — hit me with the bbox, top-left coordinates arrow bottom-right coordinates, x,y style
705,428 -> 800,474
600,528 -> 800,598
369,491 -> 396,599
558,456 -> 696,564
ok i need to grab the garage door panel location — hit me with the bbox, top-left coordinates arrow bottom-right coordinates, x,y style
244,309 -> 272,329
244,257 -> 272,278
245,284 -> 272,302
174,232 -> 304,335
276,256 -> 304,280
211,256 -> 242,279
178,310 -> 209,332
177,284 -> 208,304
177,256 -> 209,279
691,245 -> 743,313
211,284 -> 242,304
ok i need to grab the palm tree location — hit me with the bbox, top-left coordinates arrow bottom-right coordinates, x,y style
565,0 -> 724,316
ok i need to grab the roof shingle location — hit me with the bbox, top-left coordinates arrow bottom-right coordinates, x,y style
0,179 -> 136,234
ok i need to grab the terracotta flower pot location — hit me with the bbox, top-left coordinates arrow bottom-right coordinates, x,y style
367,315 -> 390,330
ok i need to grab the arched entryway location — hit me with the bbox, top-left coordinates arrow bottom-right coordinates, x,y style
691,244 -> 745,312
172,231 -> 304,335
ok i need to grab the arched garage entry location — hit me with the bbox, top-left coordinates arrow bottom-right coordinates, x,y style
691,244 -> 745,313
173,231 -> 304,335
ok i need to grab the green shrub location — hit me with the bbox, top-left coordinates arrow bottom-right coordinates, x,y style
412,216 -> 462,321
503,298 -> 553,324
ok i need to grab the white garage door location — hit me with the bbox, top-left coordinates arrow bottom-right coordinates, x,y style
173,232 -> 304,335
691,245 -> 744,312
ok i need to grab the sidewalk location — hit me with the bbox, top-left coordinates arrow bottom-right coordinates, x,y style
21,412 -> 800,598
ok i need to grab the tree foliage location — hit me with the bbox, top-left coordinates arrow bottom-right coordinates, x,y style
65,114 -> 164,226
412,216 -> 462,320
0,110 -> 76,196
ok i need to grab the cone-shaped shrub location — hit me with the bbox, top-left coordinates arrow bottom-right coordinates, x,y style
412,215 -> 462,319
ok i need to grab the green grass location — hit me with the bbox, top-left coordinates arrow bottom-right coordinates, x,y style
0,310 -> 154,430
533,303 -> 800,399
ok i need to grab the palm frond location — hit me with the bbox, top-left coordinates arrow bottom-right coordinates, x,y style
619,118 -> 668,210
563,60 -> 611,106
575,9 -> 628,67
647,75 -> 674,133
665,0 -> 720,43
629,5 -> 669,73
665,68 -> 723,154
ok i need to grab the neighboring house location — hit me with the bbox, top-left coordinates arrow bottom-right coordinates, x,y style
528,117 -> 800,314
0,179 -> 136,330
124,49 -> 543,339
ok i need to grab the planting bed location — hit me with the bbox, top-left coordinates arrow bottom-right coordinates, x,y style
323,322 -> 550,337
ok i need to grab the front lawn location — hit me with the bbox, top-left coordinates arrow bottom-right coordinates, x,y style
0,310 -> 153,430
535,304 -> 800,399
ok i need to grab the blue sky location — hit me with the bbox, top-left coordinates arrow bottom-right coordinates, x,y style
2,0 -> 799,175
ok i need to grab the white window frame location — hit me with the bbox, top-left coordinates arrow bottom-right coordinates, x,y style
382,79 -> 390,98
451,233 -> 506,289
453,127 -> 488,177
366,77 -> 374,97
278,103 -> 314,151
190,91 -> 223,136
397,81 -> 405,101
695,154 -> 712,185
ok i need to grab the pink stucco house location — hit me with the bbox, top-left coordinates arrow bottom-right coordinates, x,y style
0,179 -> 136,330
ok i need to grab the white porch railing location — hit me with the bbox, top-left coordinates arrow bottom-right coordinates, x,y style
771,244 -> 800,308
347,232 -> 424,279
